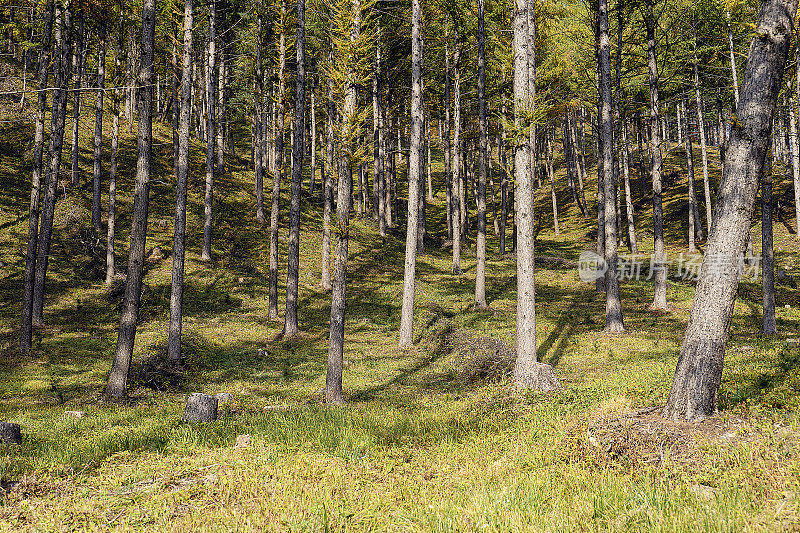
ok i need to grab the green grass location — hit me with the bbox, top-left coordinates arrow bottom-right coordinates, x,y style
0,101 -> 799,531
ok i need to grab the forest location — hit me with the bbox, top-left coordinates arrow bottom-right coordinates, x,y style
0,0 -> 799,528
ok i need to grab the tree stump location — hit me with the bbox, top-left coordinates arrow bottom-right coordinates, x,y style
0,422 -> 22,445
182,393 -> 218,422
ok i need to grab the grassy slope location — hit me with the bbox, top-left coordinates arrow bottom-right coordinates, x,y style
0,99 -> 798,530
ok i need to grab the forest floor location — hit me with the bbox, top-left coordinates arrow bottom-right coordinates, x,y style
0,103 -> 799,530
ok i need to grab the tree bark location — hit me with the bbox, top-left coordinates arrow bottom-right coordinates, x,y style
19,0 -> 53,355
399,0 -> 423,347
284,0 -> 305,337
645,3 -> 668,310
663,0 -> 795,421
167,0 -> 194,364
105,0 -> 156,399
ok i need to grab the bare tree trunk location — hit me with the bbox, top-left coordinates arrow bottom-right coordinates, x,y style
475,0 -> 487,309
663,0 -> 795,421
105,0 -> 156,399
167,0 -> 194,364
645,4 -> 668,311
284,0 -> 305,337
451,32 -> 461,274
399,0 -> 423,346
269,2 -> 286,319
92,22 -> 106,237
599,0 -> 623,332
201,1 -> 216,262
70,11 -> 84,189
32,3 -> 72,328
762,156 -> 776,334
19,0 -> 53,355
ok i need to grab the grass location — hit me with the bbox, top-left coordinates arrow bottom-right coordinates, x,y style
0,95 -> 799,530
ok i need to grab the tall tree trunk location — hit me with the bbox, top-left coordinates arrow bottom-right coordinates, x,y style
399,0 -> 423,346
512,0 -> 556,390
475,0 -> 488,309
92,22 -> 106,237
32,2 -> 72,328
663,0 -> 795,421
201,2 -> 216,261
645,4 -> 668,310
255,7 -> 265,222
451,31 -> 461,274
167,0 -> 194,364
70,11 -> 84,189
19,0 -> 53,355
327,0 -> 360,404
105,0 -> 156,399
269,1 -> 286,319
693,28 -> 713,236
599,0 -> 623,331
284,0 -> 305,337
762,156 -> 776,334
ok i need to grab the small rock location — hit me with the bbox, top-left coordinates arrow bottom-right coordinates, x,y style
235,434 -> 251,448
65,410 -> 85,419
182,393 -> 218,422
215,393 -> 232,403
0,422 -> 22,445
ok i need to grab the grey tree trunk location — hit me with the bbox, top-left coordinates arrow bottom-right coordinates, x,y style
762,157 -> 776,334
284,0 -> 305,337
599,0 -> 624,332
451,32 -> 461,274
255,9 -> 265,223
511,0 -> 557,390
475,0 -> 487,310
663,0 -> 795,421
269,1 -> 286,319
327,0 -> 360,405
92,22 -> 106,237
693,29 -> 713,236
70,12 -> 84,189
167,0 -> 194,364
33,3 -> 72,328
105,0 -> 156,399
201,1 -> 216,262
399,0 -> 423,347
645,4 -> 668,311
19,0 -> 53,355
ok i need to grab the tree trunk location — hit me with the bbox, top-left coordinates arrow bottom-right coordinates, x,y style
19,0 -> 53,355
599,0 -> 624,332
399,0 -> 423,347
284,0 -> 305,337
92,22 -> 106,237
167,0 -> 194,364
663,0 -> 795,421
645,4 -> 668,311
32,3 -> 72,328
201,2 -> 216,262
474,0 -> 487,310
105,0 -> 156,399
269,2 -> 286,319
762,156 -> 776,334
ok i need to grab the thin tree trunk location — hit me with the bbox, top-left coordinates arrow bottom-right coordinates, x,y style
645,4 -> 668,310
167,0 -> 194,364
663,0 -> 795,421
92,22 -> 106,237
284,0 -> 305,337
19,0 -> 53,355
475,0 -> 487,309
32,3 -> 72,328
399,0 -> 423,346
105,0 -> 156,399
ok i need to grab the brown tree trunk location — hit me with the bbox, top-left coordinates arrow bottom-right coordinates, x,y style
663,0 -> 795,421
105,0 -> 156,399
